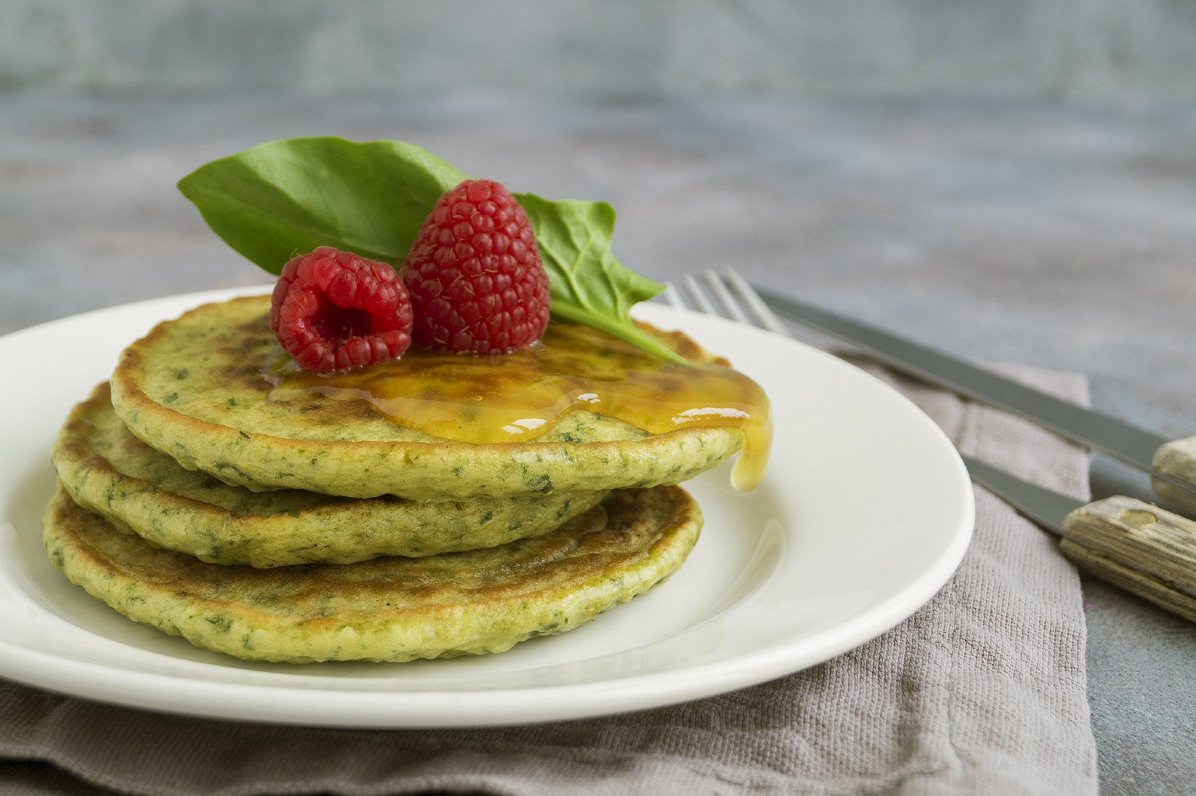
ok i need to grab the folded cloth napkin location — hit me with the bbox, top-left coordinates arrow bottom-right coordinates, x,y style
0,363 -> 1097,796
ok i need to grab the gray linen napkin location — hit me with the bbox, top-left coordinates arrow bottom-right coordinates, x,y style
0,363 -> 1098,796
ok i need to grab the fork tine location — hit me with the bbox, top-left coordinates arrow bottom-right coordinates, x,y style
666,271 -> 792,337
721,269 -> 793,336
699,270 -> 752,325
681,274 -> 719,315
660,282 -> 686,309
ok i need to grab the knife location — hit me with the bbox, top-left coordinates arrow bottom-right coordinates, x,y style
964,455 -> 1196,623
749,283 -> 1196,514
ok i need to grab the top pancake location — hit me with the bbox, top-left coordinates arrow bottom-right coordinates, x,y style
110,296 -> 745,499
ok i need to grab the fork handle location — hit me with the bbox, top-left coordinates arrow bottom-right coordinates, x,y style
1061,496 -> 1196,623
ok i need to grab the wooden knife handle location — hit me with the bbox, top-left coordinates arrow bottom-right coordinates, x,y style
1153,436 -> 1196,515
1061,496 -> 1196,623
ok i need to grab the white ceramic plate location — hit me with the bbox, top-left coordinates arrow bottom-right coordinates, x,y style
0,288 -> 973,728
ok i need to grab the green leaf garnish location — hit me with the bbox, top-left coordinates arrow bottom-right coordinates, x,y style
177,136 -> 682,362
514,194 -> 680,361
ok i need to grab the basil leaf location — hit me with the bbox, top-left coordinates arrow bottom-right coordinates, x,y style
515,194 -> 681,362
179,136 -> 681,360
178,137 -> 467,273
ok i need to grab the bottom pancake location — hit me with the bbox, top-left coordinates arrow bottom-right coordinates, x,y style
43,485 -> 703,663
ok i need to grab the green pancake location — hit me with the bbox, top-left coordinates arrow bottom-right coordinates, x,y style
109,296 -> 744,499
43,484 -> 702,663
52,382 -> 606,567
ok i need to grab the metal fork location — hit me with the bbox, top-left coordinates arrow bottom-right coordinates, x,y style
662,269 -> 792,336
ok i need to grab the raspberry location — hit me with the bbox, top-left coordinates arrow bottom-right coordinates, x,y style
401,179 -> 551,354
269,246 -> 413,372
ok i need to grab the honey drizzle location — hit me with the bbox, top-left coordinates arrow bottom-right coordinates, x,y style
264,321 -> 771,490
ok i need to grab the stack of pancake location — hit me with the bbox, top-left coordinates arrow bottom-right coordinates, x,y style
43,295 -> 753,663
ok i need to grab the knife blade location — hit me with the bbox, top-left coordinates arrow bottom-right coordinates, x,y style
964,454 -> 1196,624
750,282 -> 1196,513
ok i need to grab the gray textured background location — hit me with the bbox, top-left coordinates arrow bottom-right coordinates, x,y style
5,0 -> 1196,106
2,3 -> 1196,795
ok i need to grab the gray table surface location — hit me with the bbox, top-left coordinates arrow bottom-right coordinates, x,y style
2,90 -> 1194,795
